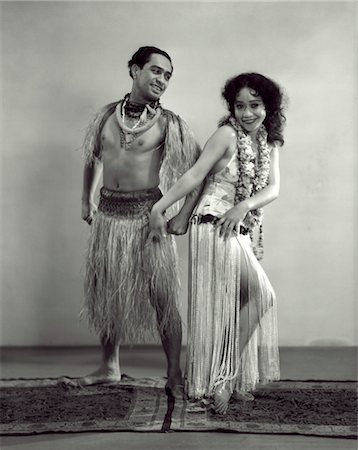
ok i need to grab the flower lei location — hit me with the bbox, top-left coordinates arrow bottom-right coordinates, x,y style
227,116 -> 271,259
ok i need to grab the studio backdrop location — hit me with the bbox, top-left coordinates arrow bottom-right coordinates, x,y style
1,1 -> 357,346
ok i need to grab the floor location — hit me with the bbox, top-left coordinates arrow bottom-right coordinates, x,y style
0,346 -> 357,450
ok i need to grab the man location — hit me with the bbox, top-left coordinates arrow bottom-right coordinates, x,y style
77,46 -> 201,396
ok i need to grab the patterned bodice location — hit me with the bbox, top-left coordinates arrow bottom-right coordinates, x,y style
194,152 -> 239,217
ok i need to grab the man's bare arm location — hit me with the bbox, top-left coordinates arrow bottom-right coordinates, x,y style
81,159 -> 103,224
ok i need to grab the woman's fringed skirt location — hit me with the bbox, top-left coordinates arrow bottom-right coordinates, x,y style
185,219 -> 280,399
82,187 -> 180,344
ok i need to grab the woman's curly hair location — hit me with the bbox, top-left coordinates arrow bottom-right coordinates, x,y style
222,73 -> 287,146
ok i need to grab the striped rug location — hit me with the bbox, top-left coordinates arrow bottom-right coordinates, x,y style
1,375 -> 356,438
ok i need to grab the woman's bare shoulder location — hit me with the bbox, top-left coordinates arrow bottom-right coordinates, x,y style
207,125 -> 236,147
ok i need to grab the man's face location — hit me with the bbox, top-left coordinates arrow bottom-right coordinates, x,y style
132,53 -> 173,102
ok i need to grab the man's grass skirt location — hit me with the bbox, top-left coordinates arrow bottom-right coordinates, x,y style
82,187 -> 180,343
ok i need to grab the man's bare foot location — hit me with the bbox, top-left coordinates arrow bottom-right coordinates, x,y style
213,383 -> 232,414
59,366 -> 121,388
165,373 -> 184,399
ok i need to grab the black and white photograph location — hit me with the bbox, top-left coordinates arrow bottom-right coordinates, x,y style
1,1 -> 357,449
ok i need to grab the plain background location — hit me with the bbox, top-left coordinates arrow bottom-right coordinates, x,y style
1,1 -> 357,347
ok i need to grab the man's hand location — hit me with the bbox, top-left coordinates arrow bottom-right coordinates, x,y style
148,205 -> 168,242
82,200 -> 97,225
167,213 -> 190,235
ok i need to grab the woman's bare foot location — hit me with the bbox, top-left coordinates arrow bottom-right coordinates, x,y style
213,383 -> 232,414
232,390 -> 255,401
59,366 -> 121,388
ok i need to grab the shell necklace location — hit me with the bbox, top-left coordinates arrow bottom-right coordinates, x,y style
115,96 -> 162,150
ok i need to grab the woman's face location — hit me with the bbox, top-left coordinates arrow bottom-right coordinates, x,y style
234,87 -> 266,137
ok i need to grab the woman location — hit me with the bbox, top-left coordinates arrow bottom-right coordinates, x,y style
150,73 -> 286,413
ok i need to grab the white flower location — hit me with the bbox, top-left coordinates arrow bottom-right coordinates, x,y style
226,117 -> 271,258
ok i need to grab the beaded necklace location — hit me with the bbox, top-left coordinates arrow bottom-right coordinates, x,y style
115,94 -> 162,149
227,116 -> 271,259
124,100 -> 146,118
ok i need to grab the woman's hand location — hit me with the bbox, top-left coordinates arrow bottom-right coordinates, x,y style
148,205 -> 168,241
82,200 -> 97,225
215,201 -> 249,239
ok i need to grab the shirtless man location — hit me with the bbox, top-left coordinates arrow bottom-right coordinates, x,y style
77,46 -> 200,395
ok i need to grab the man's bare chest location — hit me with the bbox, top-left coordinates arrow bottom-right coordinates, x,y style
104,112 -> 164,148
101,113 -> 164,167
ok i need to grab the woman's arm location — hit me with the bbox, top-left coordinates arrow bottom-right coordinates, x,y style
150,126 -> 234,236
245,146 -> 280,210
217,147 -> 280,239
167,184 -> 204,235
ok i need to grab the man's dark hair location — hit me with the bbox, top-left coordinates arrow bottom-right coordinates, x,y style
128,46 -> 173,78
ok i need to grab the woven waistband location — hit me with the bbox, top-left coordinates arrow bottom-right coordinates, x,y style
193,213 -> 249,235
98,186 -> 162,217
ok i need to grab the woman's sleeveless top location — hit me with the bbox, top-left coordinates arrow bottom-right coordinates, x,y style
194,151 -> 239,217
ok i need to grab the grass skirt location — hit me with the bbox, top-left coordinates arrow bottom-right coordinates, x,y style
82,187 -> 180,344
185,219 -> 280,399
